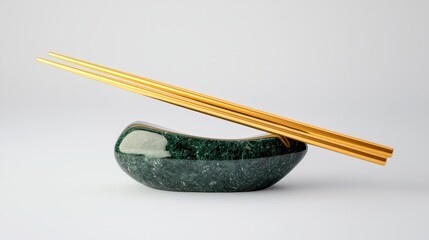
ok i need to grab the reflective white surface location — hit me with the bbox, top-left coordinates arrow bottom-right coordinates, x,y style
0,0 -> 428,239
119,130 -> 171,157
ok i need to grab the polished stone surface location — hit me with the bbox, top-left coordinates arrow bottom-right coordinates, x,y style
114,122 -> 307,192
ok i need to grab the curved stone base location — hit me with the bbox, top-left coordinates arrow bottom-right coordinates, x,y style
114,122 -> 307,192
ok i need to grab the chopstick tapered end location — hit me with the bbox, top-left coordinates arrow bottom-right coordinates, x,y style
36,57 -> 49,64
48,52 -> 56,56
36,57 -> 51,65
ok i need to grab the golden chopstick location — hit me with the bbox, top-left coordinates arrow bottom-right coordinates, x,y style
36,57 -> 388,165
47,52 -> 393,158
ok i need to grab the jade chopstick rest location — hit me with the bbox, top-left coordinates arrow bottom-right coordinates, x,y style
114,122 -> 307,192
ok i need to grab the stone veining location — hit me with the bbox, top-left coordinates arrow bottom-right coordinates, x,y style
114,122 -> 307,192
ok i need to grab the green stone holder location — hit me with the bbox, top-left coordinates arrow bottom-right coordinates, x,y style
114,122 -> 307,192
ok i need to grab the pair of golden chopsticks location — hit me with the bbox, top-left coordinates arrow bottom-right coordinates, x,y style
37,52 -> 393,165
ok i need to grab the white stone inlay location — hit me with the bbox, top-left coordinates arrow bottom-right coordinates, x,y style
119,130 -> 171,158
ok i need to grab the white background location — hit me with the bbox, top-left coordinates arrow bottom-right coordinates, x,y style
1,0 -> 428,239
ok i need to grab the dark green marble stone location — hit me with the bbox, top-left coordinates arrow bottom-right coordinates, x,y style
114,122 -> 307,192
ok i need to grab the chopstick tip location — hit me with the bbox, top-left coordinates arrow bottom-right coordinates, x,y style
48,51 -> 60,57
36,57 -> 53,65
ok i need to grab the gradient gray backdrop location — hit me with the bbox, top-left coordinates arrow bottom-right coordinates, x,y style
1,0 -> 428,239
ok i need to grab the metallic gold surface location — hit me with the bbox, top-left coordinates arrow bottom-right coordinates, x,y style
37,54 -> 393,165
47,52 -> 393,158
